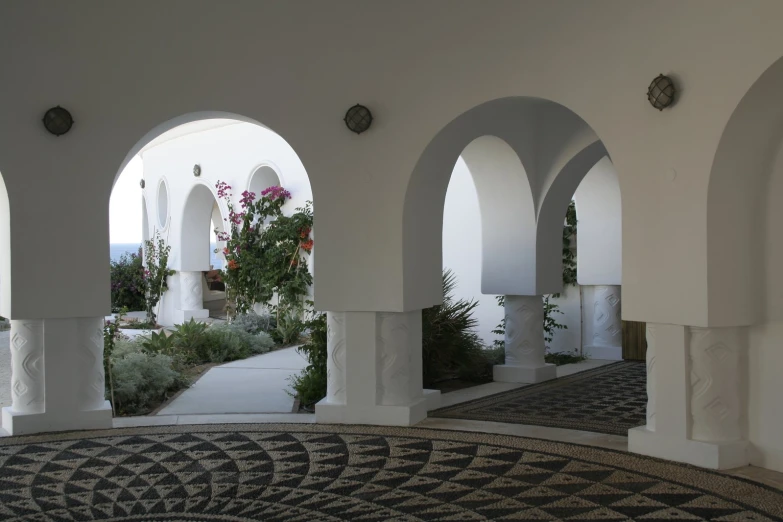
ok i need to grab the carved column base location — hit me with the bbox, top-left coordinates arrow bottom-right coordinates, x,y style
628,427 -> 748,470
494,295 -> 556,383
582,285 -> 623,360
2,404 -> 113,436
175,271 -> 209,323
315,311 -> 433,426
1,317 -> 113,436
628,323 -> 749,470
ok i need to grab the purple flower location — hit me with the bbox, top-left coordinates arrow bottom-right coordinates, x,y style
261,185 -> 291,201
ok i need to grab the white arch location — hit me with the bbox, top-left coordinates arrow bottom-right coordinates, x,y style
0,171 -> 9,316
404,97 -> 607,308
707,55 -> 783,326
461,136 -> 536,295
573,156 -> 622,286
156,177 -> 170,230
248,162 -> 283,197
180,182 -> 222,272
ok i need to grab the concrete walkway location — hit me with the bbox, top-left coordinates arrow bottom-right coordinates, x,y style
156,346 -> 308,415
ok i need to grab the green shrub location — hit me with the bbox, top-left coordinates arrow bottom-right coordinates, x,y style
232,311 -> 276,335
200,323 -> 274,363
171,318 -> 208,361
272,305 -> 305,345
289,313 -> 327,408
110,248 -> 145,312
422,269 -> 491,386
108,339 -> 185,415
140,330 -> 176,356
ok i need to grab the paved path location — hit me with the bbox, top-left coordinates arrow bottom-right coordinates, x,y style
156,346 -> 308,415
0,331 -> 9,410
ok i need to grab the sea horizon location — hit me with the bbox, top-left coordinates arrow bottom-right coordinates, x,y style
110,242 -> 223,269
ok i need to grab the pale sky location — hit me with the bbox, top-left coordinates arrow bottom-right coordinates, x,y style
109,155 -> 143,244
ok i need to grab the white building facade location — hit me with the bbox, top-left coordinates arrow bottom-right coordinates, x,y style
0,1 -> 781,474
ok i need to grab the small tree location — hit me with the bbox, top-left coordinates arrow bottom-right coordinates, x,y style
143,232 -> 175,325
215,181 -> 314,329
110,247 -> 145,312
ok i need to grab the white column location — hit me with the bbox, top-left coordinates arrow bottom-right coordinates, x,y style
2,317 -> 113,435
316,310 -> 431,426
176,271 -> 209,322
628,324 -> 748,470
493,295 -> 556,383
583,285 -> 622,360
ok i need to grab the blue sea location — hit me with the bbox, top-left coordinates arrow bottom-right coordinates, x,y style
110,243 -> 223,269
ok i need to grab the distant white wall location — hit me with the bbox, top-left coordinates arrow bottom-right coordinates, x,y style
442,159 -> 502,345
574,157 -> 622,286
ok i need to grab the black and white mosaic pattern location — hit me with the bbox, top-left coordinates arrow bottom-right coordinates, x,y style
0,424 -> 781,521
432,362 -> 648,436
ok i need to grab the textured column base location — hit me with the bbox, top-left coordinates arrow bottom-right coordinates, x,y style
316,398 -> 428,426
2,401 -> 113,436
583,344 -> 622,360
174,309 -> 210,323
493,363 -> 556,383
628,426 -> 749,470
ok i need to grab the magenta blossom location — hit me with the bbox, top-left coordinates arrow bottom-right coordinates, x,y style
216,180 -> 232,199
261,185 -> 291,201
240,190 -> 256,209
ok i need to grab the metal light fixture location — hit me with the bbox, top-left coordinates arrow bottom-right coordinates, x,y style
140,179 -> 145,189
193,164 -> 201,177
647,74 -> 675,111
42,106 -> 74,136
344,104 -> 373,134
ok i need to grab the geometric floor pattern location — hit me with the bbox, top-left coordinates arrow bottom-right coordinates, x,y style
432,362 -> 648,436
0,424 -> 781,521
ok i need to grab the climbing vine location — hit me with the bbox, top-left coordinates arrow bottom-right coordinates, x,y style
215,181 -> 314,323
143,233 -> 175,325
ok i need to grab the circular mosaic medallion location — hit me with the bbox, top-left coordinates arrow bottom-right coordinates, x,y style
0,424 -> 780,521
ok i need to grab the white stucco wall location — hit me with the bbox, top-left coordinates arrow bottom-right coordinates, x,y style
574,157 -> 622,286
748,134 -> 783,473
442,159 -> 502,345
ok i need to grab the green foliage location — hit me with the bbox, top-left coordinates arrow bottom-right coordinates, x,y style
121,318 -> 158,330
273,305 -> 306,345
289,313 -> 328,409
198,323 -> 274,363
545,349 -> 587,365
232,311 -> 276,335
143,232 -> 176,325
109,339 -> 185,415
422,270 -> 493,386
171,318 -> 208,360
140,330 -> 176,356
215,182 -> 314,319
110,248 -> 145,312
543,295 -> 567,348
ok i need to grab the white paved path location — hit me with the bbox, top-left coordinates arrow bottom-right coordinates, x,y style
157,346 -> 308,415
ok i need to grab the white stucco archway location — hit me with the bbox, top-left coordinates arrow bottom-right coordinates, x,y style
248,164 -> 282,197
0,171 -> 10,316
180,183 -> 222,273
403,97 -> 608,309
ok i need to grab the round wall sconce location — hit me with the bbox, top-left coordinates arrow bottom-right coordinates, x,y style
647,74 -> 676,111
140,179 -> 145,189
193,164 -> 201,177
344,104 -> 373,134
42,106 -> 74,136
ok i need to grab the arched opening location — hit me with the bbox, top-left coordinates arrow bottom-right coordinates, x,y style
157,178 -> 169,229
107,113 -> 315,419
707,54 -> 783,473
408,97 -> 633,436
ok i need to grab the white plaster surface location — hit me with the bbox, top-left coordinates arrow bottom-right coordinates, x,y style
0,331 -> 9,411
156,346 -> 307,415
